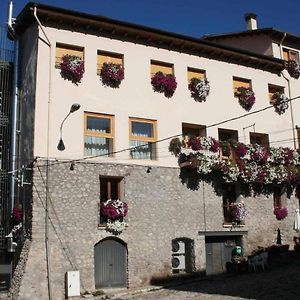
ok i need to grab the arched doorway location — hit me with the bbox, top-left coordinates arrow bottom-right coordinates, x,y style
94,238 -> 127,288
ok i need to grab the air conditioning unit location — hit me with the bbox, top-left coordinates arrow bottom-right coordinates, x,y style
171,255 -> 185,270
172,240 -> 185,255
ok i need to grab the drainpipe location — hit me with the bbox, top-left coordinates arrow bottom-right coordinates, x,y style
7,0 -> 18,214
278,33 -> 296,149
279,33 -> 286,60
33,5 -> 53,300
281,72 -> 296,149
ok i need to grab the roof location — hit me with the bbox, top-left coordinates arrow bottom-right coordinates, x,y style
203,28 -> 300,48
14,2 -> 285,74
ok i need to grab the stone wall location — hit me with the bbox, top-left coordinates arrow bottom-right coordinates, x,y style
18,159 -> 298,299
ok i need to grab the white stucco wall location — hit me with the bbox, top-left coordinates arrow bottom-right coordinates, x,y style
33,26 -> 299,168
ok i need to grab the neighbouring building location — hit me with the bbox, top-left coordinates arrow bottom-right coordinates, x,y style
0,24 -> 15,291
7,3 -> 300,299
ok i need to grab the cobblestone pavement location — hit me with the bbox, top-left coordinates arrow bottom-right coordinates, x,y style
110,255 -> 300,300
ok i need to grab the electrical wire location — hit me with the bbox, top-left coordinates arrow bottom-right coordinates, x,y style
36,94 -> 300,168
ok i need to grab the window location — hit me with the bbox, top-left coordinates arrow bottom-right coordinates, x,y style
283,48 -> 299,63
218,128 -> 238,157
84,112 -> 114,156
129,118 -> 157,160
182,123 -> 206,146
218,128 -> 238,143
187,67 -> 205,84
99,176 -> 123,224
268,84 -> 284,103
55,43 -> 84,68
150,60 -> 173,77
233,77 -> 251,95
97,50 -> 123,75
250,132 -> 269,148
223,185 -> 239,224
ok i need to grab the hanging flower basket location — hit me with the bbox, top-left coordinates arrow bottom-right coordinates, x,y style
101,199 -> 128,220
60,54 -> 84,84
188,77 -> 210,102
100,62 -> 124,88
151,71 -> 177,98
230,202 -> 248,222
274,207 -> 288,220
271,92 -> 289,115
235,87 -> 256,111
286,60 -> 300,79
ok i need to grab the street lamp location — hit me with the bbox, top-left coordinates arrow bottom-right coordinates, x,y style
57,103 -> 81,151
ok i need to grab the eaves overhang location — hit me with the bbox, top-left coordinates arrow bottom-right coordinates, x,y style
14,2 -> 285,74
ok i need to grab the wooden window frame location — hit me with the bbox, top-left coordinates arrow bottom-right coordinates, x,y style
129,117 -> 157,160
150,60 -> 174,77
249,132 -> 269,148
218,128 -> 238,142
187,67 -> 206,84
268,84 -> 284,103
283,48 -> 299,63
222,185 -> 243,225
84,112 -> 115,156
233,77 -> 251,95
182,123 -> 206,146
55,43 -> 84,68
97,50 -> 124,75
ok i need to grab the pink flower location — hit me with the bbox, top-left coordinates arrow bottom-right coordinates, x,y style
151,72 -> 177,98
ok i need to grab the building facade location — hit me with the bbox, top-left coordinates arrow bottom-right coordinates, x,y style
9,4 -> 300,299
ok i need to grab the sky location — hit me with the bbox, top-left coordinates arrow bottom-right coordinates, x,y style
1,0 -> 300,38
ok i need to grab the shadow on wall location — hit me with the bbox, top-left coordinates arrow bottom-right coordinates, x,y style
162,253 -> 300,300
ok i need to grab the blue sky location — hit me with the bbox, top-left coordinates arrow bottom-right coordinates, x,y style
1,0 -> 300,37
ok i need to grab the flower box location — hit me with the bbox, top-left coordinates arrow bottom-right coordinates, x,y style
286,60 -> 300,79
100,62 -> 124,88
274,206 -> 288,220
151,72 -> 177,98
271,92 -> 289,115
60,54 -> 84,84
234,87 -> 256,111
188,77 -> 210,102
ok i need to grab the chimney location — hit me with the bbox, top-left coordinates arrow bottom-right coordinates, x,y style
245,13 -> 257,30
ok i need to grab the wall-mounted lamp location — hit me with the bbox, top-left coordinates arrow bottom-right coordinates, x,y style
146,167 -> 152,173
70,162 -> 75,171
57,103 -> 81,151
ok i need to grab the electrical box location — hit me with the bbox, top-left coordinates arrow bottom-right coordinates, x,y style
65,271 -> 80,298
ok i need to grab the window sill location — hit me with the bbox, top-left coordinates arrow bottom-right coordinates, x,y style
98,224 -> 128,229
223,223 -> 245,228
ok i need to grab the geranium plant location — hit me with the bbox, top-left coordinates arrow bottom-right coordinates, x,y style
235,87 -> 256,111
274,206 -> 288,220
286,60 -> 300,79
271,92 -> 289,115
170,135 -> 300,197
101,199 -> 128,220
230,202 -> 248,222
101,199 -> 128,234
151,71 -> 177,98
100,62 -> 124,88
188,77 -> 210,102
60,54 -> 84,84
